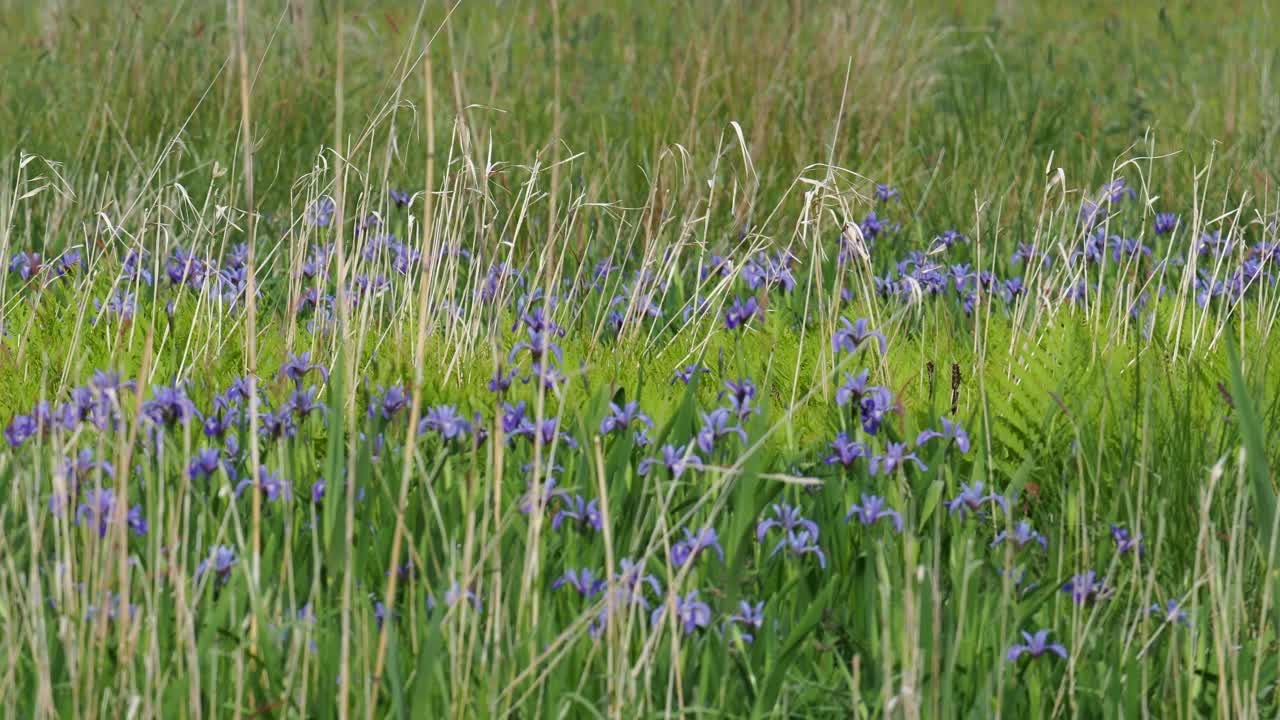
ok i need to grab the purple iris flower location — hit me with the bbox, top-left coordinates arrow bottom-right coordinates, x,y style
727,600 -> 765,643
695,407 -> 748,454
599,401 -> 653,436
932,229 -> 966,250
551,568 -> 606,599
5,414 -> 38,448
235,466 -> 291,503
639,444 -> 703,479
859,386 -> 895,435
196,545 -> 237,587
143,384 -> 196,427
1154,212 -> 1178,236
756,504 -> 820,544
1110,525 -> 1145,557
288,386 -> 326,420
916,417 -> 972,454
874,184 -> 900,203
725,296 -> 761,330
419,405 -> 471,441
390,189 -> 411,207
75,489 -> 148,538
92,291 -> 137,324
670,526 -> 724,568
992,520 -> 1048,552
1150,599 -> 1190,627
650,590 -> 712,635
869,442 -> 926,476
369,385 -> 410,421
488,366 -> 518,394
722,378 -> 759,418
552,495 -> 603,533
519,476 -> 569,515
188,448 -> 223,481
258,409 -> 298,441
310,479 -> 326,505
1062,571 -> 1113,606
444,582 -> 482,611
1007,630 -> 1067,662
769,530 -> 827,568
306,196 -> 335,227
279,352 -> 328,388
832,317 -> 887,355
944,482 -> 1008,519
845,494 -> 903,532
616,559 -> 662,609
824,432 -> 870,467
835,370 -> 870,407
200,402 -> 239,438
9,250 -> 42,280
672,364 -> 707,385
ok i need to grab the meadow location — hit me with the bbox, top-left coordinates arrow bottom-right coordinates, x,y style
2,1 -> 1280,717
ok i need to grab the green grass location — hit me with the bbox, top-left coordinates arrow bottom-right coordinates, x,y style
1,0 -> 1280,717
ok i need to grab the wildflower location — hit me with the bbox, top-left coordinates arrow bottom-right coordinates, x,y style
390,189 -> 411,207
670,526 -> 725,568
197,545 -> 237,586
1150,599 -> 1190,627
875,183 -> 900,203
187,448 -> 223,481
143,384 -> 196,427
488,366 -> 518,394
991,520 -> 1048,552
722,378 -> 759,418
769,530 -> 827,568
672,364 -> 707,385
75,489 -> 148,538
756,504 -> 820,543
599,401 -> 653,436
824,432 -> 870,467
1110,525 -> 1145,557
235,466 -> 291,503
92,290 -> 138,324
944,482 -> 1008,519
869,442 -> 926,476
835,370 -> 869,407
8,250 -> 41,280
368,385 -> 410,421
279,352 -> 329,388
727,600 -> 765,643
444,582 -> 482,611
1154,212 -> 1178,236
258,409 -> 297,441
932,229 -> 966,250
724,296 -> 760,330
695,407 -> 748,454
650,591 -> 712,635
616,559 -> 662,607
419,405 -> 471,441
1062,571 -> 1113,606
638,444 -> 703,479
859,386 -> 895,435
310,479 -> 326,505
916,417 -> 972,454
519,476 -> 569,515
832,317 -> 887,355
200,402 -> 239,438
5,414 -> 38,448
288,386 -> 326,420
552,495 -> 603,533
1007,630 -> 1067,662
306,196 -> 336,227
551,568 -> 606,599
845,495 -> 904,532
508,328 -> 565,367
